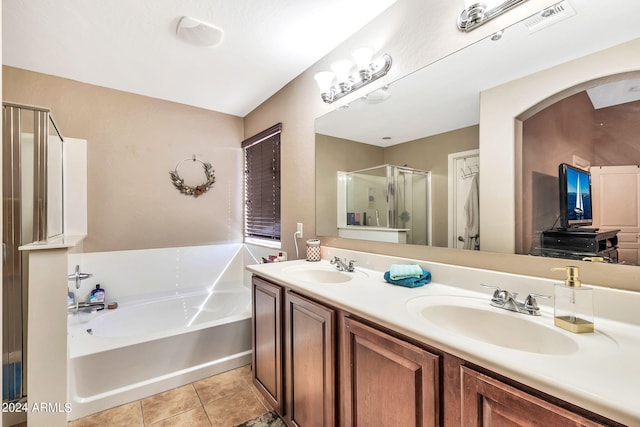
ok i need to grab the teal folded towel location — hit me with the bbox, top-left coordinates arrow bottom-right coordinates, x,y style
389,264 -> 423,280
384,269 -> 431,288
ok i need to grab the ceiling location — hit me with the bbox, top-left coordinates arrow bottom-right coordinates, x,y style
2,0 -> 397,117
315,0 -> 640,146
587,79 -> 640,110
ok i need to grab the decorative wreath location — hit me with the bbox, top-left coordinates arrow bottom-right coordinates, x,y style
169,156 -> 216,197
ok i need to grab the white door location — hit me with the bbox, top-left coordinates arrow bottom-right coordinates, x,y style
448,150 -> 480,249
590,165 -> 640,265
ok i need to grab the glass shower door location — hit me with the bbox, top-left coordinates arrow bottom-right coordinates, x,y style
2,103 -> 64,404
396,167 -> 430,245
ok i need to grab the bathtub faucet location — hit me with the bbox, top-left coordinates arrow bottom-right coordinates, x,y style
68,265 -> 93,290
68,301 -> 104,314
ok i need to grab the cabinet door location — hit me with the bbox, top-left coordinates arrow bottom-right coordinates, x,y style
252,277 -> 284,414
341,317 -> 440,427
285,291 -> 335,427
461,367 -> 606,426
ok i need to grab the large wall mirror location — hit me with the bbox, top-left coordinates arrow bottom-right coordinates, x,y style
315,0 -> 639,260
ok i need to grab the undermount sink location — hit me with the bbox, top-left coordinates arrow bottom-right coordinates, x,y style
406,296 -> 579,355
282,264 -> 368,284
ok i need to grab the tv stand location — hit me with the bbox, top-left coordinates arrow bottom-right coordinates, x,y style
541,228 -> 619,262
557,227 -> 599,233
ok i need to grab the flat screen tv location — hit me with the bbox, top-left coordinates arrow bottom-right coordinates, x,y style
558,163 -> 593,229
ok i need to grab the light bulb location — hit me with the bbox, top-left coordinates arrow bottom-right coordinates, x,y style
484,0 -> 505,10
331,60 -> 353,83
314,71 -> 335,93
331,60 -> 353,93
353,47 -> 374,82
352,48 -> 374,70
314,71 -> 336,102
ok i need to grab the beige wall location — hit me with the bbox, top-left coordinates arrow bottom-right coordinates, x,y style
3,66 -> 244,252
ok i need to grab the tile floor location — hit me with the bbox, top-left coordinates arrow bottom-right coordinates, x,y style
68,364 -> 272,427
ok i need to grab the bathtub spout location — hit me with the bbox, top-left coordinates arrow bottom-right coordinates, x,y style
68,302 -> 104,314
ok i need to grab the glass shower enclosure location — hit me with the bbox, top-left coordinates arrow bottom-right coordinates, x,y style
2,103 -> 64,406
338,164 -> 431,245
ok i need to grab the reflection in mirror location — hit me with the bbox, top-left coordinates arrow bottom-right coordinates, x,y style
518,74 -> 640,265
316,127 -> 478,247
316,0 -> 639,253
338,164 -> 431,245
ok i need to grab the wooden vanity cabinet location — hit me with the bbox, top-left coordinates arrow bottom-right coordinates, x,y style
252,275 -> 623,427
460,367 -> 612,427
252,276 -> 337,426
252,276 -> 284,414
285,291 -> 336,427
341,316 -> 440,427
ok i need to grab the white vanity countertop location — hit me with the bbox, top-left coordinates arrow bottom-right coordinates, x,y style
247,257 -> 640,426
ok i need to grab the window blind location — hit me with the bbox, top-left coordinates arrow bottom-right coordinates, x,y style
243,123 -> 282,242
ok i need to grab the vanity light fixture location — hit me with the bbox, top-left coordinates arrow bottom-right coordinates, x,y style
458,0 -> 529,32
314,49 -> 392,104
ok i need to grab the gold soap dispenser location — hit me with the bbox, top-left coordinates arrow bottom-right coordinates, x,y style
551,266 -> 594,333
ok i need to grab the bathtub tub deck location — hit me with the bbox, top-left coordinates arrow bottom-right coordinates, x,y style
67,286 -> 252,420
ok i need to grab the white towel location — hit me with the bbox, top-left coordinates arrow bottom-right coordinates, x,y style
463,174 -> 480,250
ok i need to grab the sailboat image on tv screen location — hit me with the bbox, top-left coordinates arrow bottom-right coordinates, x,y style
574,174 -> 584,219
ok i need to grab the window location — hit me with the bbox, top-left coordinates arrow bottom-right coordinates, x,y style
243,123 -> 282,246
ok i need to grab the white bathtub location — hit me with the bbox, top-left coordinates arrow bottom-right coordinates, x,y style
67,287 -> 252,420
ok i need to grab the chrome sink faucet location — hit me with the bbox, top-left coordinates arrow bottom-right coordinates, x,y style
330,256 -> 356,272
480,284 -> 550,316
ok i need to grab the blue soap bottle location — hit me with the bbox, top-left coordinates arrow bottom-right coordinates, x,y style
90,284 -> 105,303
